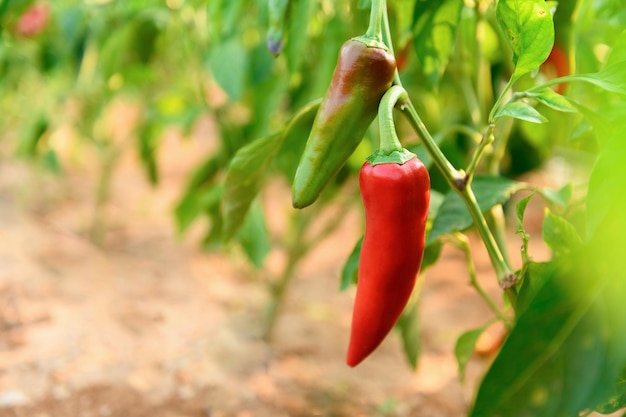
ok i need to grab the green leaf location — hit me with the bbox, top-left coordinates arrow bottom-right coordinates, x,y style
527,88 -> 577,113
207,37 -> 248,101
542,208 -> 583,257
421,240 -> 443,271
515,192 -> 535,235
470,252 -> 626,417
515,262 -> 553,316
396,300 -> 421,370
222,99 -> 322,241
472,131 -> 626,416
586,119 -> 626,260
595,367 -> 626,414
495,101 -> 548,124
427,177 -> 523,244
175,155 -> 226,234
236,202 -> 271,268
222,133 -> 282,241
606,29 -> 626,68
175,186 -> 223,235
570,61 -> 626,96
274,98 -> 322,181
340,237 -> 362,291
455,325 -> 487,382
496,0 -> 554,79
412,0 -> 464,87
285,0 -> 314,73
341,237 -> 441,292
41,149 -> 62,174
541,183 -> 572,210
17,115 -> 49,157
137,121 -> 162,185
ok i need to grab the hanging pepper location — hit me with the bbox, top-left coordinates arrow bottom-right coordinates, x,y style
292,0 -> 396,209
347,86 -> 430,367
266,0 -> 289,56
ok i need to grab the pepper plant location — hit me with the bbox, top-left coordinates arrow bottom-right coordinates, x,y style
2,0 -> 626,415
219,0 -> 626,415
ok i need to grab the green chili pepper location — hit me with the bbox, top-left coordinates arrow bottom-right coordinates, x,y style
266,0 -> 289,56
291,37 -> 396,208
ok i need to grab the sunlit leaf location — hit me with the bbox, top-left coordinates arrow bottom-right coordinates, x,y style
541,183 -> 572,210
495,101 -> 548,124
496,0 -> 554,79
569,61 -> 626,96
528,88 -> 577,113
542,209 -> 583,257
471,100 -> 626,417
470,254 -> 626,417
595,367 -> 626,414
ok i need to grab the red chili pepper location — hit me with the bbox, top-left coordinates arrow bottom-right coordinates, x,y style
541,44 -> 569,94
347,155 -> 430,367
15,3 -> 50,38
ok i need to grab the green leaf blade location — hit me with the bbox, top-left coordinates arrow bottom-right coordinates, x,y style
541,209 -> 583,256
570,61 -> 626,96
496,0 -> 555,79
495,101 -> 548,124
455,325 -> 487,382
396,301 -> 421,370
412,0 -> 464,88
340,237 -> 362,291
515,192 -> 535,235
427,177 -> 523,244
529,88 -> 577,113
236,202 -> 271,268
222,133 -> 282,241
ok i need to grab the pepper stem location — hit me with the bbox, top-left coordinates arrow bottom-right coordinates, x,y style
379,85 -> 406,153
367,85 -> 415,166
365,0 -> 385,41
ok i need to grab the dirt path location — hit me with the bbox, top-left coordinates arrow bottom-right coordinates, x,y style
0,126 -> 555,416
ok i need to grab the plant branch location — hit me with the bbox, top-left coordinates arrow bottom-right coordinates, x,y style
381,3 -> 402,86
450,233 -> 512,329
399,100 -> 516,293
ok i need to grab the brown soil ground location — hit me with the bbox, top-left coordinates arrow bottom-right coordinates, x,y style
0,118 -> 612,417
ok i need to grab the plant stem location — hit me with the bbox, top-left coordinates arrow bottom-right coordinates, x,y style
365,0 -> 385,41
487,76 -> 516,124
381,4 -> 402,86
262,212 -> 310,342
399,100 -> 516,292
465,123 -> 495,180
90,143 -> 121,246
384,3 -> 515,294
262,196 -> 354,341
451,233 -> 511,329
378,85 -> 406,153
401,101 -> 463,183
